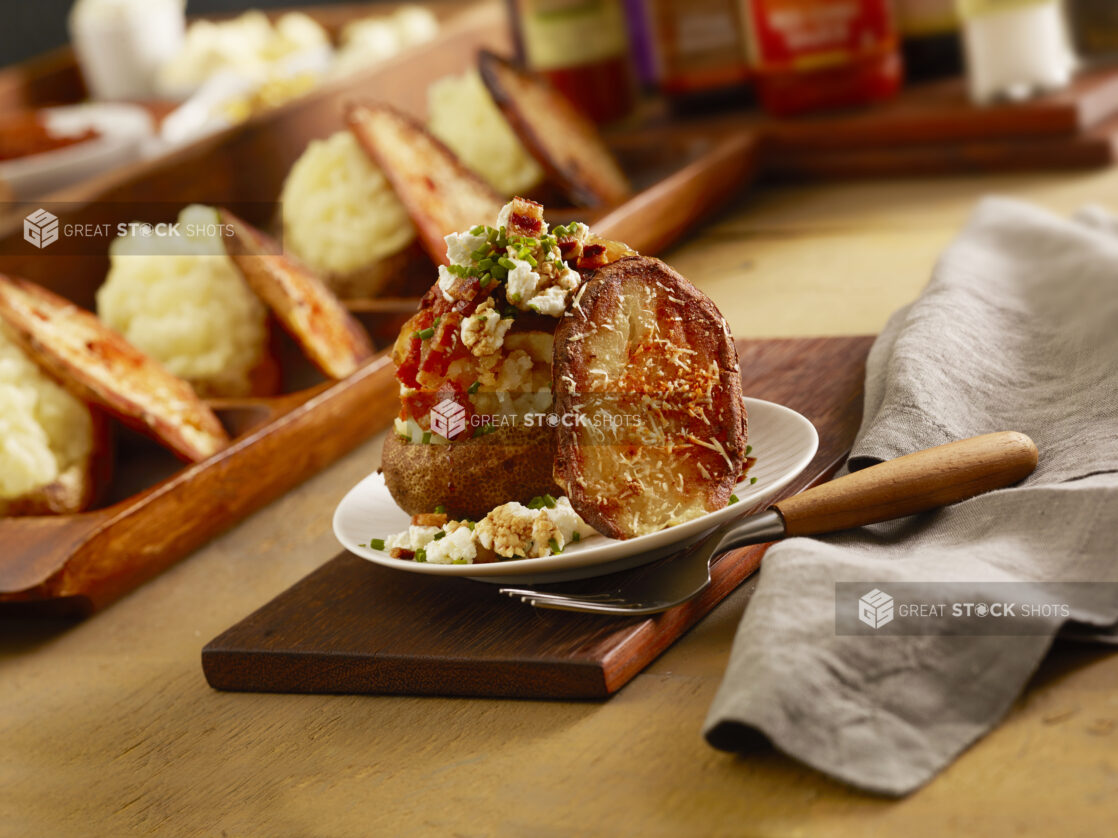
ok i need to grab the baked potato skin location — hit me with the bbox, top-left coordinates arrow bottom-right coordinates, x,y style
381,422 -> 561,520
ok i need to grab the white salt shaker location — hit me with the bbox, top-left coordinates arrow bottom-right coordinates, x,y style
69,0 -> 186,101
957,0 -> 1077,104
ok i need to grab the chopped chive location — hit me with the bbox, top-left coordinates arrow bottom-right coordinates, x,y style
411,330 -> 420,340
414,548 -> 427,563
479,275 -> 492,288
452,558 -> 468,565
498,256 -> 517,270
491,265 -> 508,281
417,327 -> 435,340
525,253 -> 537,268
435,504 -> 446,514
527,496 -> 543,509
433,531 -> 446,541
467,380 -> 480,394
465,520 -> 475,530
470,225 -> 485,235
542,494 -> 557,508
421,430 -> 432,444
369,538 -> 385,550
729,494 -> 740,505
572,531 -> 580,543
507,292 -> 520,302
549,538 -> 561,555
750,476 -> 758,484
745,445 -> 752,455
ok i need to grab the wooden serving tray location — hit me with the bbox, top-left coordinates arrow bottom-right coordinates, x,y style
0,3 -> 761,616
201,335 -> 873,700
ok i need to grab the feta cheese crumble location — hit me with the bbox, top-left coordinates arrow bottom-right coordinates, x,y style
373,496 -> 596,563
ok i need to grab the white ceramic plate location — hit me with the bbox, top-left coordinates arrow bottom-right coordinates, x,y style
334,397 -> 818,583
0,104 -> 154,200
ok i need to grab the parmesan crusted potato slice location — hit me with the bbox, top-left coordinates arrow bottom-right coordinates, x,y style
346,102 -> 504,267
553,256 -> 747,539
478,51 -> 630,209
219,209 -> 375,379
0,275 -> 230,463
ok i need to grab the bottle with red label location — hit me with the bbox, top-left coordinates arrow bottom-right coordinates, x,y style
744,0 -> 903,117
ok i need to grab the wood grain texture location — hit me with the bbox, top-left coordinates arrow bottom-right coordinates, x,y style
759,68 -> 1118,150
774,431 -> 1039,536
765,113 -> 1118,180
201,336 -> 873,699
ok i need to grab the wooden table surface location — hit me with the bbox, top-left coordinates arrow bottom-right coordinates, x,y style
5,169 -> 1118,837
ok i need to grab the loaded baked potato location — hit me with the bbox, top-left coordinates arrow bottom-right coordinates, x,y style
377,195 -> 748,558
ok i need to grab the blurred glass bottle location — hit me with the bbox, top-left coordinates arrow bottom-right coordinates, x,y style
1065,0 -> 1118,61
645,0 -> 752,108
956,0 -> 1074,104
507,0 -> 636,123
743,0 -> 902,117
895,0 -> 962,80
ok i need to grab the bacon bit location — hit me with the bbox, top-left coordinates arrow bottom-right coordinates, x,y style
557,235 -> 583,261
576,243 -> 608,271
390,548 -> 414,560
505,197 -> 545,237
412,512 -> 448,527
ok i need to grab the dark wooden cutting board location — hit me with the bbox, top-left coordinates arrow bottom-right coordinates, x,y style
202,336 -> 874,699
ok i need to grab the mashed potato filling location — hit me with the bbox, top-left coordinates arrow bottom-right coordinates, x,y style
0,326 -> 93,501
98,205 -> 268,398
281,130 -> 416,281
427,69 -> 544,197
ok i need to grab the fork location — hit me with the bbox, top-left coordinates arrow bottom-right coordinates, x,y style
499,431 -> 1038,615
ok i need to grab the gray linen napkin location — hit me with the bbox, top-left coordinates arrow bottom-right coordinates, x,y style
703,197 -> 1118,796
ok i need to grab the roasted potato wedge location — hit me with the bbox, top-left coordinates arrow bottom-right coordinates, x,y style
382,422 -> 561,520
0,275 -> 230,463
219,209 -> 375,379
552,256 -> 747,539
478,51 -> 630,209
346,102 -> 504,267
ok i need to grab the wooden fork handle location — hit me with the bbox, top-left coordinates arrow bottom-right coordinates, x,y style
772,431 -> 1038,537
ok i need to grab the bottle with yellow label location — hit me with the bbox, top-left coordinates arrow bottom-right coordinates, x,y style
508,0 -> 636,123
